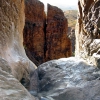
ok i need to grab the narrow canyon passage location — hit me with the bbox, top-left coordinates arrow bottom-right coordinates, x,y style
0,0 -> 100,100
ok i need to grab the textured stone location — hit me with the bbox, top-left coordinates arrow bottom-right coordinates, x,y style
45,4 -> 72,61
68,28 -> 75,55
36,57 -> 100,100
0,0 -> 36,82
75,0 -> 100,66
23,2 -> 72,65
0,58 -> 36,100
23,0 -> 46,66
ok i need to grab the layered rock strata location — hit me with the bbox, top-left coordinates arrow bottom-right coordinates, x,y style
23,2 -> 71,65
75,0 -> 100,66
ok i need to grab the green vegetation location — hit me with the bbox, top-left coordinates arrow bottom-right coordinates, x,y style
64,10 -> 77,28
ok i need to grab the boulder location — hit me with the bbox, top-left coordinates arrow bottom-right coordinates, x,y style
0,57 -> 36,100
35,57 -> 100,100
45,4 -> 71,61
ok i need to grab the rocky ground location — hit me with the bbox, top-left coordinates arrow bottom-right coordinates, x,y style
30,57 -> 100,100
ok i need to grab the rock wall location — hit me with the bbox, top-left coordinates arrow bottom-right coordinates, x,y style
35,57 -> 100,100
23,0 -> 46,66
0,0 -> 38,99
0,58 -> 36,100
75,0 -> 100,66
68,28 -> 75,55
0,0 -> 36,85
23,2 -> 72,65
45,4 -> 71,61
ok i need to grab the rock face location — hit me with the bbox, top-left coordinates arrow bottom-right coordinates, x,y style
68,28 -> 75,55
45,4 -> 71,61
23,0 -> 46,66
35,57 -> 100,100
0,0 -> 37,99
23,2 -> 72,65
75,0 -> 100,66
0,58 -> 36,100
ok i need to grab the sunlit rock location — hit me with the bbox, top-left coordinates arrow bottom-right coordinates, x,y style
35,57 -> 100,100
75,0 -> 100,67
1,0 -> 36,82
0,0 -> 37,99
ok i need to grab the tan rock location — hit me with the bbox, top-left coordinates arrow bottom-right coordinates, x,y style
0,0 -> 36,85
75,0 -> 100,66
0,58 -> 35,100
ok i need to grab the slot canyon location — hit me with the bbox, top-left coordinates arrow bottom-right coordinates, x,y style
0,0 -> 100,100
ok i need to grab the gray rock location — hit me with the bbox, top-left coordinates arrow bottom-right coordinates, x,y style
36,57 -> 100,100
0,59 -> 35,100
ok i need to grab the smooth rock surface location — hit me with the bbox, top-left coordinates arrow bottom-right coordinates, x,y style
0,0 -> 36,82
0,0 -> 37,99
35,57 -> 100,100
0,58 -> 36,100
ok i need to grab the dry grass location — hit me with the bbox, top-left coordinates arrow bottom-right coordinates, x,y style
64,10 -> 77,28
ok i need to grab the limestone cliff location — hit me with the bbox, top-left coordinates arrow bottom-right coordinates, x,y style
75,0 -> 100,66
23,2 -> 72,65
0,0 -> 36,87
32,57 -> 100,100
23,0 -> 46,66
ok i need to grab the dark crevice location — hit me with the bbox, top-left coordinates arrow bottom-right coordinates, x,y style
44,22 -> 47,60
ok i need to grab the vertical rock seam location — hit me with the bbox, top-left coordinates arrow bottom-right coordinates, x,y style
23,1 -> 72,66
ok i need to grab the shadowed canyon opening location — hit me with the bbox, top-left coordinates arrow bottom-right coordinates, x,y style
1,0 -> 100,100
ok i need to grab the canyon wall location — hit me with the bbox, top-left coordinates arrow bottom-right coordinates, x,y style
1,0 -> 36,86
0,0 -> 37,99
23,2 -> 72,65
23,0 -> 46,66
75,0 -> 100,66
45,4 -> 71,61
